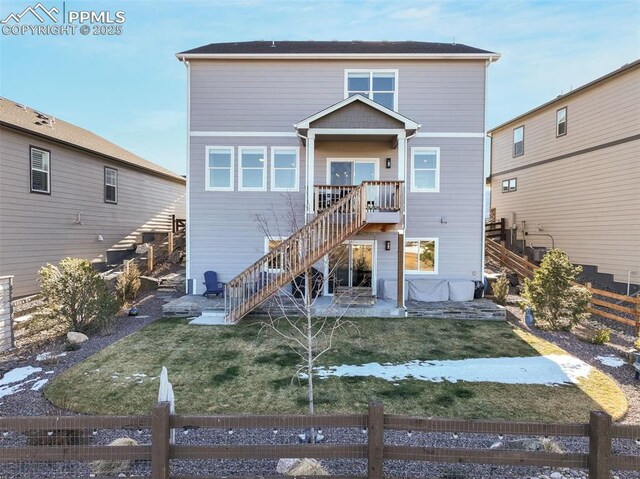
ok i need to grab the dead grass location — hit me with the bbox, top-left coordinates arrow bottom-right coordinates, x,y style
45,317 -> 626,421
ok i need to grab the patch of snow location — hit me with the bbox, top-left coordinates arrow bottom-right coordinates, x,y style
0,366 -> 43,399
595,355 -> 626,368
309,354 -> 592,386
31,379 -> 49,391
36,352 -> 67,362
132,373 -> 147,378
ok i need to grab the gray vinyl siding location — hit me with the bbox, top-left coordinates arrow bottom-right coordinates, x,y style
188,58 -> 487,292
489,65 -> 640,284
0,127 -> 186,298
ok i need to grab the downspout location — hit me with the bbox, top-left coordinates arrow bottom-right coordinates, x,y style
480,58 -> 491,285
180,57 -> 192,294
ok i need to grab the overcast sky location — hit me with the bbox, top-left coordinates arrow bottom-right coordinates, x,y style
1,0 -> 638,175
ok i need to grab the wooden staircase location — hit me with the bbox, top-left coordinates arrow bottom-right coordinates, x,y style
224,180 -> 403,323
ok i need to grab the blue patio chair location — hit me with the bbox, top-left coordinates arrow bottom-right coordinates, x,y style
203,271 -> 225,297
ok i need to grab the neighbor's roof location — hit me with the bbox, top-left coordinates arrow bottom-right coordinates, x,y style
0,98 -> 184,183
488,59 -> 640,134
177,40 -> 499,59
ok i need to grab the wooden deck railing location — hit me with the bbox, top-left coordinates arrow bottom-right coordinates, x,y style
314,181 -> 403,214
485,238 -> 640,334
224,181 -> 403,323
1,403 -> 638,478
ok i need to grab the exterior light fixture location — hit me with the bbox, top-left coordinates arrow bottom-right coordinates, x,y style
386,158 -> 392,169
385,240 -> 391,251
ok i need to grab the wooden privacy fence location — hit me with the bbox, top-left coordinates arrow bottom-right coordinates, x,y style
1,402 -> 639,479
485,238 -> 640,334
485,218 -> 507,242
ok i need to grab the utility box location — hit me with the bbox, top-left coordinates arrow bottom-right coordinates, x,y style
529,246 -> 548,263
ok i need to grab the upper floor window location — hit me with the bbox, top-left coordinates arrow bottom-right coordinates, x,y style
410,147 -> 440,192
513,126 -> 524,157
206,146 -> 234,191
345,70 -> 397,110
405,238 -> 438,274
556,107 -> 567,137
104,167 -> 118,203
271,147 -> 299,191
30,146 -> 50,194
239,147 -> 267,191
502,178 -> 517,193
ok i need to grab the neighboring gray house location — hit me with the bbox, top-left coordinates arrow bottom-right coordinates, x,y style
0,98 -> 186,298
176,41 -> 499,321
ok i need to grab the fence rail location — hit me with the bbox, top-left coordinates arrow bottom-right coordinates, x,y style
485,218 -> 506,242
1,402 -> 639,478
485,238 -> 640,334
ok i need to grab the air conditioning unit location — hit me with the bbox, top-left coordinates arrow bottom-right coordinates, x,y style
529,246 -> 548,263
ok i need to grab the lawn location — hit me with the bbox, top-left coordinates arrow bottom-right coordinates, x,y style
45,317 -> 627,421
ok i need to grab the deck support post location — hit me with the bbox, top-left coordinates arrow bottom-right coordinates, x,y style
397,230 -> 405,309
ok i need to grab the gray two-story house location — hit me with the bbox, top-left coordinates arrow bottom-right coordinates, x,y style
176,41 -> 499,322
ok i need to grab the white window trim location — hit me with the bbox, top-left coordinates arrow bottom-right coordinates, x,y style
104,167 -> 118,203
556,107 -> 567,137
205,146 -> 234,191
410,147 -> 440,193
326,158 -> 380,184
270,146 -> 300,192
513,126 -> 524,157
238,146 -> 267,192
264,236 -> 287,273
405,237 -> 439,275
30,147 -> 50,194
344,69 -> 399,111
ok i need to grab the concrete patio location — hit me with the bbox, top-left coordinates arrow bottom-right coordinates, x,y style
163,294 -> 506,322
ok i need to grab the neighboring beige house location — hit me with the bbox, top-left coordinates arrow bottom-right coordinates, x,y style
0,98 -> 186,298
488,60 -> 640,293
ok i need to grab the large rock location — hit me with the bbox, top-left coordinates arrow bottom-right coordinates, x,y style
139,275 -> 160,292
67,331 -> 88,344
490,438 -> 563,453
90,438 -> 138,474
276,458 -> 328,476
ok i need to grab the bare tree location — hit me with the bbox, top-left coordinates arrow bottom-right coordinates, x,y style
252,194 -> 361,432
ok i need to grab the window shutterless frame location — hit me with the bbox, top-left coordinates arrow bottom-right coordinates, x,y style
205,146 -> 234,191
29,146 -> 51,194
410,147 -> 440,193
513,126 -> 524,157
344,69 -> 399,111
404,238 -> 438,274
104,167 -> 118,203
270,147 -> 300,192
556,107 -> 567,137
238,146 -> 267,191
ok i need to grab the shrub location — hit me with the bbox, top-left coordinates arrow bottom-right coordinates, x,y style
38,258 -> 121,334
492,274 -> 509,306
115,263 -> 141,302
591,327 -> 611,345
522,249 -> 591,331
634,338 -> 640,351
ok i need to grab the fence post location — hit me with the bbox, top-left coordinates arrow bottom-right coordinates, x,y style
148,245 -> 154,272
368,401 -> 384,479
168,232 -> 174,255
500,240 -> 507,266
586,283 -> 593,312
635,300 -> 640,337
588,410 -> 612,479
151,401 -> 171,479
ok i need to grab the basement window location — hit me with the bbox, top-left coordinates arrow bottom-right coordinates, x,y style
405,238 -> 438,274
556,107 -> 567,137
104,167 -> 118,203
513,126 -> 524,157
30,146 -> 50,194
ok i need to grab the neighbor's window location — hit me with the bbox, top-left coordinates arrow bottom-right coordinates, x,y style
513,126 -> 524,157
346,70 -> 397,110
30,146 -> 50,194
405,238 -> 438,274
239,147 -> 267,191
411,147 -> 440,192
271,147 -> 299,191
556,107 -> 567,137
104,167 -> 118,203
206,146 -> 234,191
265,237 -> 285,271
502,178 -> 517,193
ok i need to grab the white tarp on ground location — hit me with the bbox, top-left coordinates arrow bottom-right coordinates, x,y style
311,354 -> 593,385
407,279 -> 449,302
448,281 -> 475,301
